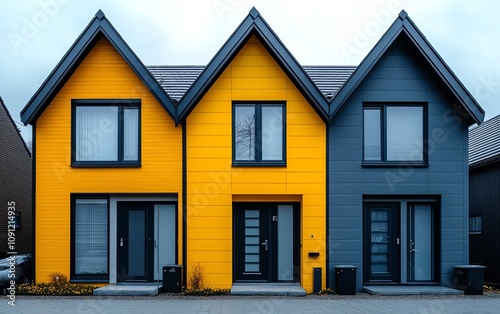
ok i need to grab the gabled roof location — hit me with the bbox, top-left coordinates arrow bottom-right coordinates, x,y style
148,65 -> 356,102
469,114 -> 500,168
20,10 -> 176,125
0,97 -> 31,157
176,7 -> 330,124
330,10 -> 485,126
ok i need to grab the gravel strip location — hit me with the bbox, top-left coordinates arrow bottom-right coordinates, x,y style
14,291 -> 500,300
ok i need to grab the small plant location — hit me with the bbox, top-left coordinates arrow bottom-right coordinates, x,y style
48,272 -> 68,287
188,263 -> 206,290
484,285 -> 500,293
317,288 -> 336,295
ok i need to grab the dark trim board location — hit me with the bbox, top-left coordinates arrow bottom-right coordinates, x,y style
31,124 -> 36,283
182,123 -> 187,287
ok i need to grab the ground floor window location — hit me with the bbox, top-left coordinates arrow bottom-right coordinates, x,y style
71,197 -> 109,280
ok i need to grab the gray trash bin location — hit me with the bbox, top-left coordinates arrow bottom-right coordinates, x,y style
162,265 -> 183,293
335,265 -> 357,295
454,265 -> 486,295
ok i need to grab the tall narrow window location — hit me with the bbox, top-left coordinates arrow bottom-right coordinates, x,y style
72,100 -> 140,166
233,103 -> 285,165
364,108 -> 381,161
73,198 -> 108,279
235,106 -> 256,161
363,104 -> 425,164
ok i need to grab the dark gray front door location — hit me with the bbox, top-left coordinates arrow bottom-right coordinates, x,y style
233,203 -> 299,282
118,202 -> 152,281
117,202 -> 177,282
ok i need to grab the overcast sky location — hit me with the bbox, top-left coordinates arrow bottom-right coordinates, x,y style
1,0 -> 499,143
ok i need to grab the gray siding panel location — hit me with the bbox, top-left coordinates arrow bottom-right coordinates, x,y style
328,39 -> 469,290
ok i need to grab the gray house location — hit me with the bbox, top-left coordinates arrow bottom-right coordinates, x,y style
327,11 -> 484,291
469,114 -> 500,286
0,97 -> 32,257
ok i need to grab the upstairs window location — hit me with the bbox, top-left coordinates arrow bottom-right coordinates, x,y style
233,103 -> 285,166
72,100 -> 140,167
364,104 -> 426,165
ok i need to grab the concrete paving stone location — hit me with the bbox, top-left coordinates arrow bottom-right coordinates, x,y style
5,295 -> 500,314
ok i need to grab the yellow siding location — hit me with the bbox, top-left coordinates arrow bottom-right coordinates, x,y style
186,36 -> 326,292
35,37 -> 182,283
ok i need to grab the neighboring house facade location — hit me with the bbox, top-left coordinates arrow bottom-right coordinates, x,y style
21,8 -> 483,293
328,12 -> 484,291
0,97 -> 32,258
469,114 -> 500,286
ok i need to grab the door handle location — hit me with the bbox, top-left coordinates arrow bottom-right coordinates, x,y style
410,241 -> 417,252
261,239 -> 268,251
120,238 -> 124,247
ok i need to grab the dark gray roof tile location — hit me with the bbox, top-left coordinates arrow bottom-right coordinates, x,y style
469,114 -> 500,167
147,65 -> 356,102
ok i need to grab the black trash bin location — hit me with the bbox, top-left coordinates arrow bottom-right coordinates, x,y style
454,265 -> 486,295
162,265 -> 183,293
335,265 -> 357,295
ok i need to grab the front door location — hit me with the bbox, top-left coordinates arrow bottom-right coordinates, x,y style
117,202 -> 176,282
364,201 -> 439,284
364,203 -> 400,283
233,203 -> 299,282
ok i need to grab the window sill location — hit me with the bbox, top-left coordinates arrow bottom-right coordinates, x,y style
70,277 -> 109,283
362,161 -> 429,168
71,162 -> 141,168
232,162 -> 286,167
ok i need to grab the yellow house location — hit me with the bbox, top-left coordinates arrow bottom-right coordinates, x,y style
21,8 -> 327,294
178,8 -> 328,293
20,11 -> 183,285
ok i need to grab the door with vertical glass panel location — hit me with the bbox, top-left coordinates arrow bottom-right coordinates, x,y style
233,203 -> 299,282
364,203 -> 400,283
118,202 -> 176,282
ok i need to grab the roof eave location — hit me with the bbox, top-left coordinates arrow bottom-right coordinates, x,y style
329,11 -> 485,126
177,7 -> 328,124
20,10 -> 176,125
